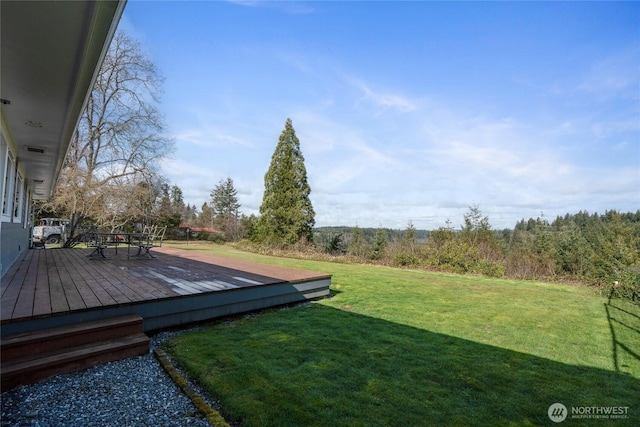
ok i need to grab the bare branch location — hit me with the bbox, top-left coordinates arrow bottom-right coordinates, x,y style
47,31 -> 174,236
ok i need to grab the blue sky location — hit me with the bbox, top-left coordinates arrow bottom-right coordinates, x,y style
120,1 -> 639,229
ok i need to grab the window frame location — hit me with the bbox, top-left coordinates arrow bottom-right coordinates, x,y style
22,183 -> 30,227
13,170 -> 24,221
2,144 -> 15,222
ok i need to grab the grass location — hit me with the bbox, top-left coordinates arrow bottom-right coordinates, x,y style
163,241 -> 640,426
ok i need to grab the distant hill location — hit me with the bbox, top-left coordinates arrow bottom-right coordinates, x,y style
313,226 -> 429,241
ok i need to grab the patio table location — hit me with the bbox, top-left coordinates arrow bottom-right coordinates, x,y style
85,226 -> 165,260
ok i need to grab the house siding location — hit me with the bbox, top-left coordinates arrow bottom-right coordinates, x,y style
1,222 -> 29,277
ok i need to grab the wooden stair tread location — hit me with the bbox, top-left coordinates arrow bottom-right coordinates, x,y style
1,315 -> 144,363
1,315 -> 149,391
1,314 -> 143,347
2,333 -> 150,375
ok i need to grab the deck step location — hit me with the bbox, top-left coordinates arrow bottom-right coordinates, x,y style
0,315 -> 149,391
1,314 -> 144,363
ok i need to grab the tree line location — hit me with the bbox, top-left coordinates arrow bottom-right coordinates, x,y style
314,207 -> 640,301
163,191 -> 640,302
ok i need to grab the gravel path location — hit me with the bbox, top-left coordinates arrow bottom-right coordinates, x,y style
1,329 -> 219,427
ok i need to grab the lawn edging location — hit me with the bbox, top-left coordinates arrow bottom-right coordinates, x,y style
154,349 -> 230,427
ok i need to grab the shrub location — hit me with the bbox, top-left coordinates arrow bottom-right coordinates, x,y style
324,233 -> 346,255
607,267 -> 640,302
474,262 -> 506,278
392,252 -> 421,267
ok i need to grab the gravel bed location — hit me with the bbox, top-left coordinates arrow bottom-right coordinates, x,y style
1,328 -> 219,427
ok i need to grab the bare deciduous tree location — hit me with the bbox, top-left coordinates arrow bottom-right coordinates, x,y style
44,31 -> 174,238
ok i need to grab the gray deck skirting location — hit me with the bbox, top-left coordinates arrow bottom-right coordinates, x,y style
1,278 -> 331,336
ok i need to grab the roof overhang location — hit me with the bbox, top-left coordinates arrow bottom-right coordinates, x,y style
0,0 -> 126,200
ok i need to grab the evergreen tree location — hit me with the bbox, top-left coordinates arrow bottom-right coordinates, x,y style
403,221 -> 417,251
170,185 -> 186,217
156,183 -> 183,228
157,183 -> 173,220
211,177 -> 241,240
255,118 -> 315,244
183,203 -> 196,225
371,228 -> 388,260
198,202 -> 214,229
348,225 -> 369,258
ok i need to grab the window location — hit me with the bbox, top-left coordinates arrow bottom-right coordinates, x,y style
2,147 -> 15,221
22,185 -> 30,227
13,172 -> 23,220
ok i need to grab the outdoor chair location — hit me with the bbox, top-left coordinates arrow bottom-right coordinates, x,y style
129,225 -> 166,259
86,229 -> 111,259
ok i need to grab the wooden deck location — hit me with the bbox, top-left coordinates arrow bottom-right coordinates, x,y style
1,246 -> 331,336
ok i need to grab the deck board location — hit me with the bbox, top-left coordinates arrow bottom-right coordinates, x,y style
1,250 -> 31,296
0,251 -> 35,320
70,253 -> 128,305
10,254 -> 35,317
32,251 -> 51,317
62,253 -> 102,308
12,270 -> 36,317
48,255 -> 69,314
53,250 -> 87,311
78,253 -> 148,304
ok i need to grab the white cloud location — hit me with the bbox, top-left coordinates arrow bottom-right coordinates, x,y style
173,129 -> 253,148
294,110 -> 403,193
226,0 -> 316,15
578,47 -> 640,98
348,77 -> 417,113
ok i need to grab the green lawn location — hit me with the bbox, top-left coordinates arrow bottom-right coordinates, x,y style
163,242 -> 640,426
